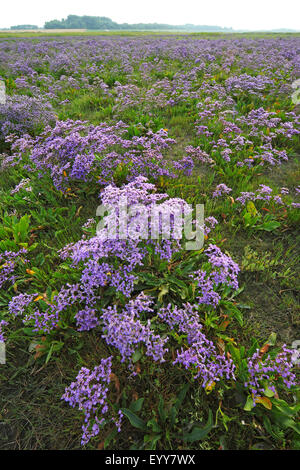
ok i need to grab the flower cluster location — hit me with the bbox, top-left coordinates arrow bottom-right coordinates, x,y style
102,293 -> 168,368
9,177 -> 192,332
235,183 -> 299,209
245,346 -> 297,400
10,177 -> 32,195
213,184 -> 232,198
61,356 -> 123,445
8,120 -> 178,189
0,248 -> 27,289
192,244 -> 239,306
158,303 -> 235,387
0,95 -> 56,138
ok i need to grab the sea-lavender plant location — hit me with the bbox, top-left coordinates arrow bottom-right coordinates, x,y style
8,120 -> 178,189
0,248 -> 28,289
158,303 -> 235,387
213,184 -> 232,198
245,345 -> 297,401
101,293 -> 168,368
192,244 -> 239,306
61,356 -> 123,445
0,95 -> 56,138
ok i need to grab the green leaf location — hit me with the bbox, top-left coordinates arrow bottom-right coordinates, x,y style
273,398 -> 300,417
271,410 -> 300,435
158,284 -> 169,303
228,304 -> 243,326
244,395 -> 255,411
246,201 -> 258,216
182,409 -> 213,442
264,332 -> 277,347
264,387 -> 275,398
131,350 -> 142,363
257,220 -> 280,232
174,383 -> 189,410
144,433 -> 162,450
121,408 -> 147,431
158,396 -> 167,424
23,328 -> 35,336
227,344 -> 242,365
147,418 -> 162,433
263,416 -> 282,442
129,398 -> 144,413
45,342 -> 54,364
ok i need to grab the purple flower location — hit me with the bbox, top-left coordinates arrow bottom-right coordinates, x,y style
0,248 -> 28,289
102,294 -> 168,367
213,184 -> 232,198
62,356 -> 122,445
245,346 -> 297,400
158,303 -> 235,386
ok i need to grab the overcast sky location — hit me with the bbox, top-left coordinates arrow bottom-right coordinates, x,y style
1,0 -> 300,30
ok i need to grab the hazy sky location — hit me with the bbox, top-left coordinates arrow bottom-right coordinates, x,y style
1,0 -> 300,30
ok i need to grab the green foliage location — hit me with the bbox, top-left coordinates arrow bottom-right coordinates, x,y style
121,385 -> 214,449
241,246 -> 280,272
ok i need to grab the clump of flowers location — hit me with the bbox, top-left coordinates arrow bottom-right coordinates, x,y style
213,183 -> 232,198
7,120 -> 179,189
102,293 -> 168,368
185,145 -> 215,166
245,345 -> 297,401
202,216 -> 219,236
192,244 -> 239,307
225,74 -> 274,95
0,248 -> 27,289
235,183 -> 300,210
9,177 -> 192,332
82,218 -> 96,230
10,177 -> 32,195
158,303 -> 235,387
8,292 -> 38,316
0,95 -> 56,138
61,356 -> 123,445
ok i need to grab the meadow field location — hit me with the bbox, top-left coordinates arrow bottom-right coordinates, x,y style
0,32 -> 299,450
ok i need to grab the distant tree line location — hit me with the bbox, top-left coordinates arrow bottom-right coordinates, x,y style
44,16 -> 116,30
43,15 -> 233,31
10,25 -> 38,30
